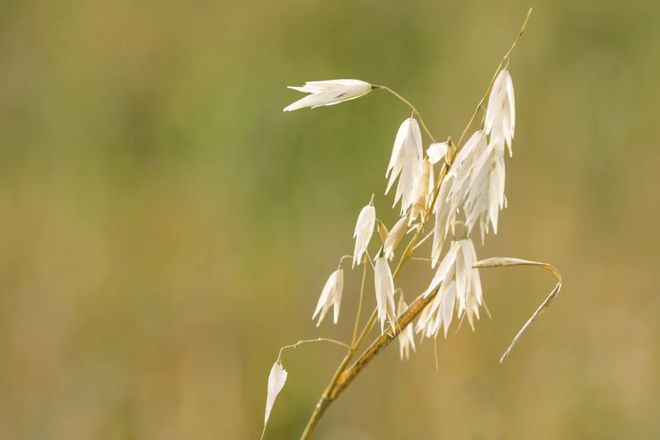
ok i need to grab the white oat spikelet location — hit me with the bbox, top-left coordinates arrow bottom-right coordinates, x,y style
397,296 -> 417,360
431,130 -> 488,266
431,122 -> 512,255
463,137 -> 507,241
410,158 -> 434,222
383,216 -> 409,261
485,69 -> 516,154
385,118 -> 424,215
312,269 -> 344,326
446,129 -> 489,209
426,142 -> 449,165
352,199 -> 376,267
283,79 -> 373,112
374,256 -> 397,332
417,238 -> 483,338
263,360 -> 288,427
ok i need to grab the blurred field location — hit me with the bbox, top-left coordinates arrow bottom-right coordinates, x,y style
1,0 -> 660,438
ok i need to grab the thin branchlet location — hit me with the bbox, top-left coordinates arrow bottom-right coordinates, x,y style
278,338 -> 351,361
374,85 -> 437,143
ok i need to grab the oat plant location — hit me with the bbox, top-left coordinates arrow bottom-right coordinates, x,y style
262,9 -> 562,439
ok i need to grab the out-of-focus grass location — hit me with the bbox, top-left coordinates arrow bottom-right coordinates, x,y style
1,0 -> 659,438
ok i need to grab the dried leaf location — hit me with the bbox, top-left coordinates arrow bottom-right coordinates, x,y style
473,257 -> 562,362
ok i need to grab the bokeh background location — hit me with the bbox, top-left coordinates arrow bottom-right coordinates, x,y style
1,0 -> 659,438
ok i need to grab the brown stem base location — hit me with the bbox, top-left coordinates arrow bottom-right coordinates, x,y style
299,289 -> 439,439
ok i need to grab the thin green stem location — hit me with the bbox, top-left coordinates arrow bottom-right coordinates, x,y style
412,229 -> 434,251
410,256 -> 432,262
278,338 -> 351,360
351,258 -> 369,345
455,7 -> 532,148
354,310 -> 377,350
375,85 -> 437,143
337,255 -> 354,267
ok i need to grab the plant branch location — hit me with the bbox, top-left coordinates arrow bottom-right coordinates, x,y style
278,338 -> 351,361
351,258 -> 369,345
375,85 -> 437,143
455,7 -> 532,148
330,287 -> 440,399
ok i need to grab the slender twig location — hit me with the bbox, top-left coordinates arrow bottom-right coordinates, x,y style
473,257 -> 562,362
412,229 -> 434,251
375,85 -> 437,143
351,258 -> 369,345
278,338 -> 351,361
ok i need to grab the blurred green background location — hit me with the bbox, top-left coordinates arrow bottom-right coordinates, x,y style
1,0 -> 659,438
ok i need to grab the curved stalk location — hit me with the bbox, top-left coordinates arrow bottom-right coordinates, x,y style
375,85 -> 437,143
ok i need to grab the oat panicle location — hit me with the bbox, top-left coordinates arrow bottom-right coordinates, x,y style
263,8 -> 562,439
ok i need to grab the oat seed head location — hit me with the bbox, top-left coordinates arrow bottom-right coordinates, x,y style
273,11 -> 563,437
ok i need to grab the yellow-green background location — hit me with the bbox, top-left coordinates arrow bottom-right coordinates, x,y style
1,0 -> 658,438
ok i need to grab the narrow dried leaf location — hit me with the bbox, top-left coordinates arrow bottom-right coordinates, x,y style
473,257 -> 562,362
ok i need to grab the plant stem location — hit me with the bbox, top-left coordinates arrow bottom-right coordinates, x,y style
375,85 -> 437,143
279,338 -> 351,360
300,216 -> 431,440
330,287 -> 441,400
351,258 -> 369,345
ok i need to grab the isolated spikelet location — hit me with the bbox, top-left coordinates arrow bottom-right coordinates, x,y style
386,118 -> 424,215
264,360 -> 287,427
284,79 -> 372,112
397,296 -> 417,360
485,69 -> 516,153
352,200 -> 376,267
383,217 -> 409,261
374,256 -> 397,332
312,269 -> 344,326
